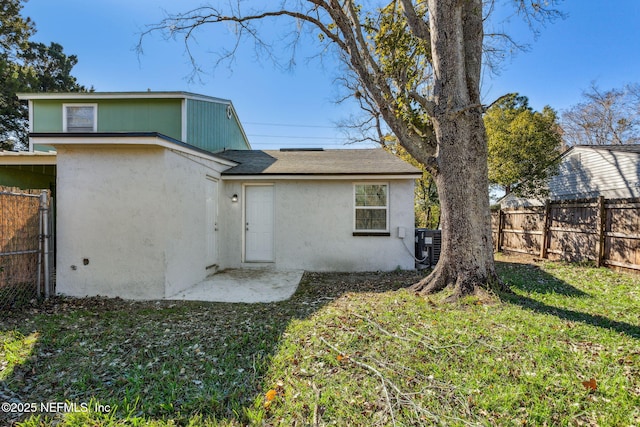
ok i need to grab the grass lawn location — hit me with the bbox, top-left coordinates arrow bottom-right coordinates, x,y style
0,255 -> 639,426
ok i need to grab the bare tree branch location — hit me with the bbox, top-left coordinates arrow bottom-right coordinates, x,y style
561,82 -> 640,146
400,0 -> 431,42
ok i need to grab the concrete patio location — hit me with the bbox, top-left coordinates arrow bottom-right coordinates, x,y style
166,268 -> 304,303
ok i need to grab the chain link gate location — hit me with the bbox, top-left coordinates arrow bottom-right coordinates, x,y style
0,188 -> 54,310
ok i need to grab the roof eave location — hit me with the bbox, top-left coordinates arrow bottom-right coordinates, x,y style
221,173 -> 423,181
0,150 -> 57,165
17,91 -> 233,105
28,132 -> 238,167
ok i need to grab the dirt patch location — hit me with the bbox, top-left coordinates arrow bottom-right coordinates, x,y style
295,270 -> 424,299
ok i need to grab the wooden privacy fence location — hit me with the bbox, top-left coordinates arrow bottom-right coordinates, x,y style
492,196 -> 640,272
0,187 -> 53,309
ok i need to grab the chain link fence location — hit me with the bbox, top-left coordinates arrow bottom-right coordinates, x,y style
0,187 -> 54,310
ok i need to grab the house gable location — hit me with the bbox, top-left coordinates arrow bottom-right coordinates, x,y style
186,99 -> 249,152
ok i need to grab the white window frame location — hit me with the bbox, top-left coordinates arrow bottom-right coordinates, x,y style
353,182 -> 390,234
63,103 -> 97,132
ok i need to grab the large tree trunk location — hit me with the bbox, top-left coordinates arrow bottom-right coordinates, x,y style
411,0 -> 508,298
411,112 -> 506,298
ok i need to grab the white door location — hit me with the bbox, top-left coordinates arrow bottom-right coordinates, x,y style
206,177 -> 219,269
245,185 -> 275,262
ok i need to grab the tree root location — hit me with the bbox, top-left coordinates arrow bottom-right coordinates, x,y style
410,263 -> 450,295
410,263 -> 512,302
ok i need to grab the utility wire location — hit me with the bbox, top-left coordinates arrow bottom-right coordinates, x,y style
247,134 -> 349,140
244,121 -> 337,129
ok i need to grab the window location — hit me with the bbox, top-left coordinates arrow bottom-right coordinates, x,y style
63,104 -> 97,132
354,183 -> 389,233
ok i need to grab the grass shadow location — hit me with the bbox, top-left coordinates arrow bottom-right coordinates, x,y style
501,291 -> 640,339
0,270 -> 423,426
497,260 -> 640,339
496,260 -> 591,297
3,263 -> 637,426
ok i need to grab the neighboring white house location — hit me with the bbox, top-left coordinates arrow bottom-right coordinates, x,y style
4,92 -> 422,300
499,145 -> 640,208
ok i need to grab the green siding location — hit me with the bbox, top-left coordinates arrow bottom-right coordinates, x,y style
33,100 -> 63,132
97,99 -> 182,139
0,165 -> 56,190
187,100 -> 250,152
30,101 -> 58,150
29,95 -> 250,154
31,99 -> 182,140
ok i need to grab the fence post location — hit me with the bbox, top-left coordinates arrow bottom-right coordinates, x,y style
595,195 -> 606,267
39,190 -> 51,298
540,200 -> 551,259
37,198 -> 43,298
497,210 -> 505,252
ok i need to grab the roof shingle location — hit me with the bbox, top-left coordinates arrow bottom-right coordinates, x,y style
218,149 -> 421,176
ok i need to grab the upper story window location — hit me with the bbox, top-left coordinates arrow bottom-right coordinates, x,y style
63,104 -> 97,132
354,183 -> 389,233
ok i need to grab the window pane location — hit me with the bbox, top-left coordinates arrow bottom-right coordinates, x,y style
372,185 -> 387,206
355,185 -> 366,206
66,106 -> 95,132
355,208 -> 387,230
355,184 -> 387,207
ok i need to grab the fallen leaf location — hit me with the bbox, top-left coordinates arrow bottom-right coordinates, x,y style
337,354 -> 349,362
582,378 -> 597,391
265,389 -> 277,401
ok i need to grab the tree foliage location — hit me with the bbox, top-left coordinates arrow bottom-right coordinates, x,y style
485,93 -> 563,198
0,0 -> 86,150
0,0 -> 33,58
561,83 -> 640,146
21,42 -> 85,93
0,0 -> 32,150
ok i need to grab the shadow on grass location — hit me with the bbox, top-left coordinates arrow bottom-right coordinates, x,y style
0,270 -> 423,426
501,292 -> 640,339
2,263 -> 637,426
496,260 -> 590,297
497,261 -> 640,339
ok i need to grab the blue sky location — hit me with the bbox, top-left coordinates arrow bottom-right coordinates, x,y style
21,0 -> 640,150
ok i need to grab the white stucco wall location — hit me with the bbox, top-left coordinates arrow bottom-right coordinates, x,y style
161,150 -> 226,296
56,145 -> 167,299
55,142 -> 416,299
55,143 -> 228,300
219,179 -> 416,271
217,180 -> 243,268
